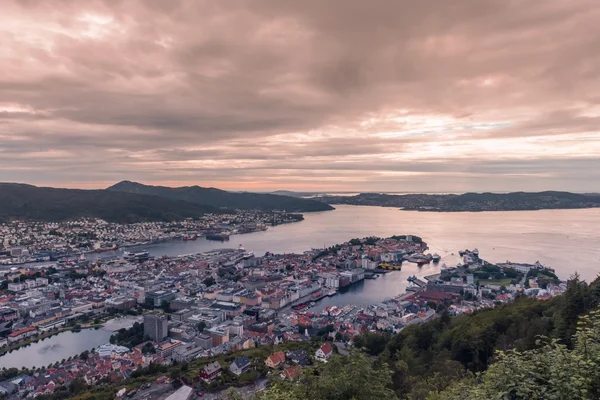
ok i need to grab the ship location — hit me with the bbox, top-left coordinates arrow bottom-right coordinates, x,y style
123,251 -> 150,262
407,253 -> 432,265
206,234 -> 230,241
322,306 -> 343,317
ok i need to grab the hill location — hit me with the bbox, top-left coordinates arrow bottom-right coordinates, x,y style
316,191 -> 600,212
0,183 -> 218,223
107,181 -> 335,212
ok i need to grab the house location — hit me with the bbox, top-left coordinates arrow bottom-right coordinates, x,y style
199,361 -> 222,383
0,381 -> 17,396
286,349 -> 309,366
281,365 -> 302,380
229,356 -> 251,376
315,342 -> 333,361
265,351 -> 286,368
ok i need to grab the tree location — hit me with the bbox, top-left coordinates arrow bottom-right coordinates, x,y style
225,387 -> 243,400
353,331 -> 391,356
142,342 -> 156,354
203,277 -> 216,287
335,332 -> 343,341
255,351 -> 396,400
430,309 -> 600,400
197,321 -> 206,333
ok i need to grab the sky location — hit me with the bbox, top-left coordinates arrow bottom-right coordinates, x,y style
1,0 -> 600,193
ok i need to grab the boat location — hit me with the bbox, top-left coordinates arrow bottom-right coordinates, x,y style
322,306 -> 343,317
407,253 -> 432,265
326,289 -> 337,297
340,305 -> 356,317
378,263 -> 402,270
432,253 -> 441,263
124,251 -> 150,262
206,234 -> 230,241
183,235 -> 197,241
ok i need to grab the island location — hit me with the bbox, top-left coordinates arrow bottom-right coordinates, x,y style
315,191 -> 600,212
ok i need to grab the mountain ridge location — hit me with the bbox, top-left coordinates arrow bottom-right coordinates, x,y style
107,181 -> 335,212
0,183 -> 219,223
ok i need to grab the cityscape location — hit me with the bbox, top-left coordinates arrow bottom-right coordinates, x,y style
2,0 -> 600,399
0,227 -> 565,399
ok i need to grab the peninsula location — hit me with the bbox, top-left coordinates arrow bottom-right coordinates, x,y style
316,191 -> 600,212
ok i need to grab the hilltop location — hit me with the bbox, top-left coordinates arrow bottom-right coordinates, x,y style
0,183 -> 218,223
316,191 -> 600,212
107,181 -> 334,212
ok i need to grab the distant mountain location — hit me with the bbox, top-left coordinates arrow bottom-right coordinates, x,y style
268,190 -> 318,198
107,181 -> 335,212
316,191 -> 600,212
0,183 -> 218,223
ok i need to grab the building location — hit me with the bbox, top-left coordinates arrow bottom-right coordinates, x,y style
0,308 -> 18,322
172,343 -> 205,362
195,334 -> 213,349
209,301 -> 245,318
286,349 -> 309,366
265,351 -> 285,368
282,365 -> 302,380
105,297 -> 137,310
199,361 -> 222,383
7,327 -> 36,343
38,318 -> 66,332
171,309 -> 195,322
145,291 -> 176,308
157,340 -> 183,358
164,385 -> 193,400
229,356 -> 251,376
315,342 -> 333,361
143,314 -> 168,342
208,325 -> 229,346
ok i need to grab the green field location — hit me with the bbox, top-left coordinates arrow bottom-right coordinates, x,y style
478,278 -> 513,286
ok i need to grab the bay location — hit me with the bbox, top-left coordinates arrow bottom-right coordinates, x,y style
97,205 -> 600,282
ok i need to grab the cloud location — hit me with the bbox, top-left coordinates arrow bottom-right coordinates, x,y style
1,0 -> 600,191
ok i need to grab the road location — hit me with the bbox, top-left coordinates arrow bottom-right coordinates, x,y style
200,378 -> 268,400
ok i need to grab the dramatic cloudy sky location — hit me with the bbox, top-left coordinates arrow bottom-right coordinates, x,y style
2,0 -> 600,192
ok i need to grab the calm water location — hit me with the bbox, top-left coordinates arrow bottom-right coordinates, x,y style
101,205 -> 600,281
0,328 -> 112,369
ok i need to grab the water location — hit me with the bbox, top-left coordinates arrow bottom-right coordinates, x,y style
97,205 -> 600,281
0,328 -> 112,369
5,206 -> 600,367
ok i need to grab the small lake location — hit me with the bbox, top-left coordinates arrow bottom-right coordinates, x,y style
0,328 -> 112,369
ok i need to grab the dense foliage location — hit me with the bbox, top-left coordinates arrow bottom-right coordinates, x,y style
431,309 -> 600,399
109,322 -> 147,348
107,180 -> 335,212
0,183 -> 217,223
255,351 -> 396,400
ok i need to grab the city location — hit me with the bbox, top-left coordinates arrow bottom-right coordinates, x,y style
0,233 -> 564,398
